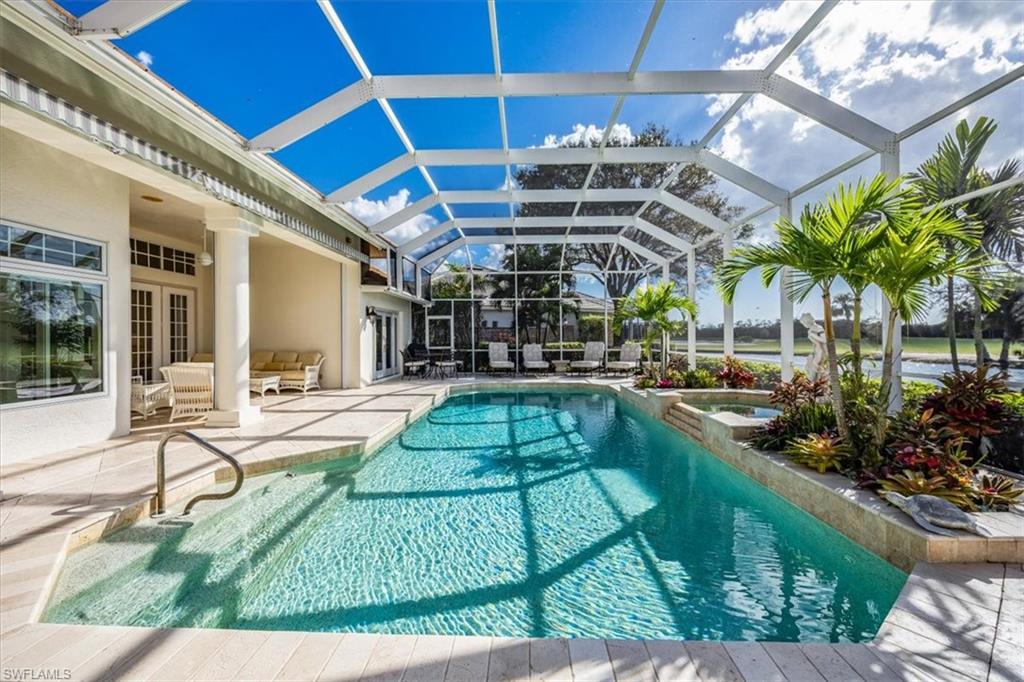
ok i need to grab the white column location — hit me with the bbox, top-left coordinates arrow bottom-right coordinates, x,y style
779,199 -> 795,381
206,207 -> 261,427
880,143 -> 902,411
687,247 -> 697,368
722,228 -> 734,358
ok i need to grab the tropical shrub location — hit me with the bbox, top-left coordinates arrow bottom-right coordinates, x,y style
769,374 -> 829,412
922,366 -> 1010,457
749,402 -> 837,452
972,474 -> 1024,510
716,355 -> 755,389
784,434 -> 851,473
695,356 -> 780,389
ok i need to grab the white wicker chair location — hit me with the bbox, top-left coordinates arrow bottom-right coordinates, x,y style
570,341 -> 605,374
279,352 -> 325,393
606,342 -> 642,374
488,342 -> 515,374
522,344 -> 549,373
160,365 -> 213,422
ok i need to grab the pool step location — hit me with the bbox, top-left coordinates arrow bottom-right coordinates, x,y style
664,403 -> 705,444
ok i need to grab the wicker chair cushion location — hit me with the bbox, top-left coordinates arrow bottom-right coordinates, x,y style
298,351 -> 323,367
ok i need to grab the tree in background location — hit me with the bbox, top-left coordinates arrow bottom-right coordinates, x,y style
513,123 -> 750,300
910,117 -> 1024,369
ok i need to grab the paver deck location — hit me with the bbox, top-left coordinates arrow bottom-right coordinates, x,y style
1,377 -> 1021,681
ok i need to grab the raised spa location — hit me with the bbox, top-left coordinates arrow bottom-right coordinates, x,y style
45,390 -> 904,642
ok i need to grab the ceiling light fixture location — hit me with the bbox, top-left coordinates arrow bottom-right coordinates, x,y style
198,223 -> 213,267
140,194 -> 164,203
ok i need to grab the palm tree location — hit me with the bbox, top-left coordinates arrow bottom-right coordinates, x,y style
909,117 -> 1024,368
864,204 -> 1002,451
612,281 -> 697,375
716,175 -> 904,444
832,293 -> 854,322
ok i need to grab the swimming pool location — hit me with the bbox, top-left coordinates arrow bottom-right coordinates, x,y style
45,390 -> 905,642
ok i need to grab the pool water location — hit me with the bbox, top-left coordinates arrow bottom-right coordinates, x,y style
45,391 -> 905,641
694,402 -> 782,419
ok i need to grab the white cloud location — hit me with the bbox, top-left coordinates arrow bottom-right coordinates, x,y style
136,51 -> 154,68
342,188 -> 438,243
539,122 -> 636,148
709,0 -> 1024,188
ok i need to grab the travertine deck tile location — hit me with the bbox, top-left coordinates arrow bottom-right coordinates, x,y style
359,632 -> 417,682
444,635 -> 491,682
529,638 -> 572,681
487,637 -> 530,682
682,642 -> 743,682
567,639 -> 614,682
276,632 -> 344,681
723,642 -> 785,682
761,643 -> 826,682
401,634 -> 455,682
605,638 -> 657,682
799,643 -> 862,681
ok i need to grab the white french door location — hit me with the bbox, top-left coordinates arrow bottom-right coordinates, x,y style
130,283 -> 196,381
374,310 -> 399,380
162,286 -> 195,366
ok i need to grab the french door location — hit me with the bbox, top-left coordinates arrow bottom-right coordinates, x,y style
131,283 -> 196,381
374,310 -> 399,380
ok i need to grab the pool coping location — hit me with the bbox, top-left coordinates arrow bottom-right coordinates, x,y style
1,378 -> 1021,681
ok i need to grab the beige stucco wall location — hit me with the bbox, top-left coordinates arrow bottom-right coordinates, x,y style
249,238 -> 344,389
0,129 -> 132,462
359,291 -> 412,386
128,225 -> 215,356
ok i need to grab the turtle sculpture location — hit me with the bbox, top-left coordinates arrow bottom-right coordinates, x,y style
884,492 -> 989,537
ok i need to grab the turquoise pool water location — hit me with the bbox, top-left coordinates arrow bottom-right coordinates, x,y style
46,390 -> 905,641
693,402 -> 782,419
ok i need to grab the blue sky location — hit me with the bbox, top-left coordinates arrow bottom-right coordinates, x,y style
59,0 -> 1024,324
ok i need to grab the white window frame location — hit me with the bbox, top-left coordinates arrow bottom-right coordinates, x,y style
0,219 -> 110,410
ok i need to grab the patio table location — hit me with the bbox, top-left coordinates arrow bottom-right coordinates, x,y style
250,374 -> 281,397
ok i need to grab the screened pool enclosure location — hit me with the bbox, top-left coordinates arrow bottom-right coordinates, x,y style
61,0 -> 1024,384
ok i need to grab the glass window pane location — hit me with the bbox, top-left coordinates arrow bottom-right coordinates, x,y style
0,272 -> 104,405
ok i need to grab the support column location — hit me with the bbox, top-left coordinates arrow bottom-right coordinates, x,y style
687,248 -> 697,369
779,199 -> 795,381
206,207 -> 261,427
881,143 -> 902,411
722,228 -> 734,358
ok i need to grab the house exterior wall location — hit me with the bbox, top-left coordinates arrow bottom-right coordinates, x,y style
0,129 -> 131,463
359,291 -> 412,386
249,239 -> 344,389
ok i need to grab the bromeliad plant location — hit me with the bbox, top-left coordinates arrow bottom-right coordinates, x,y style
784,433 -> 851,474
613,281 -> 697,377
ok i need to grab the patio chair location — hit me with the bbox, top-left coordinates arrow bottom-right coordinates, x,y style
435,351 -> 461,380
570,341 -> 605,374
488,342 -> 515,374
278,352 -> 325,393
400,349 -> 427,379
606,342 -> 642,374
160,364 -> 214,422
522,344 -> 549,373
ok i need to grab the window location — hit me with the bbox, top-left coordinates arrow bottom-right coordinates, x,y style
0,223 -> 103,271
0,272 -> 104,405
130,238 -> 195,276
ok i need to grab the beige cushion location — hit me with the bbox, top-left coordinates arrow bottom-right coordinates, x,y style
273,351 -> 299,363
282,362 -> 302,370
298,351 -> 323,367
264,361 -> 286,371
280,370 -> 306,381
190,352 -> 214,363
251,351 -> 274,366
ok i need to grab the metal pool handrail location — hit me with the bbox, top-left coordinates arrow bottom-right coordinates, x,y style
154,430 -> 244,516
